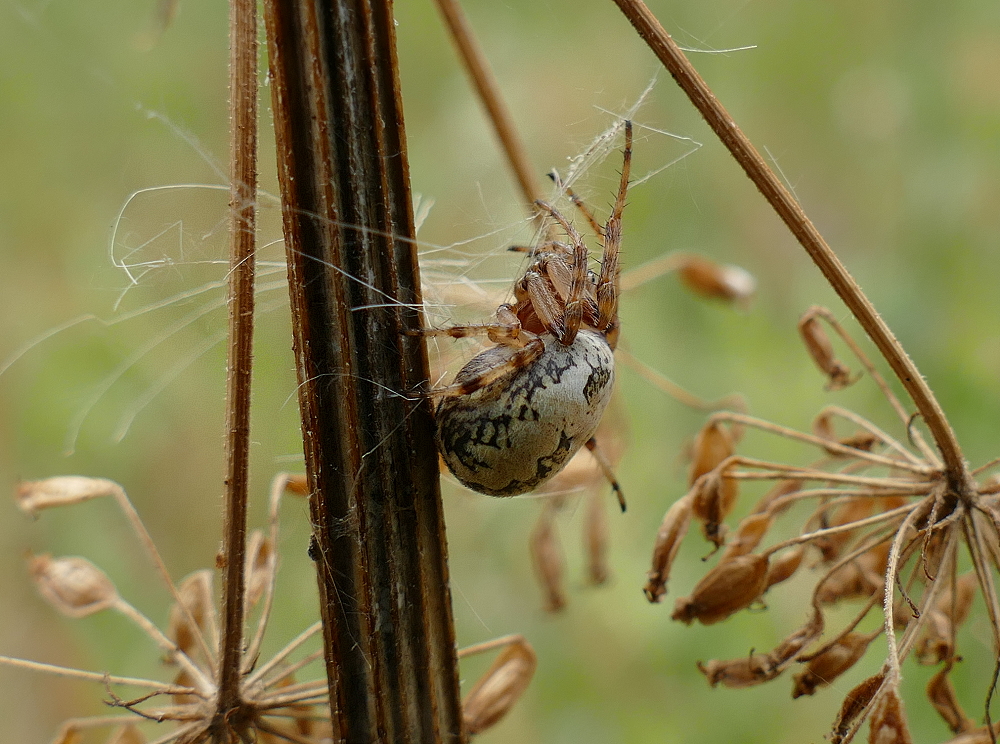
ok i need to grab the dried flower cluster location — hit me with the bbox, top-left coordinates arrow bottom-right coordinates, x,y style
5,474 -> 331,743
646,306 -> 1000,743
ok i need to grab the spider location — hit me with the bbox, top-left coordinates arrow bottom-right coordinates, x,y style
420,121 -> 633,509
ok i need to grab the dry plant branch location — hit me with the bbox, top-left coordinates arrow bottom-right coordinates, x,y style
609,0 -> 967,485
217,0 -> 257,719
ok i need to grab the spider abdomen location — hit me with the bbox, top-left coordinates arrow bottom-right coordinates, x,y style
436,330 -> 615,496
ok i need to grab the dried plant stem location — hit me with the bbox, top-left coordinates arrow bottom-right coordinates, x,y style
433,0 -> 545,209
219,0 -> 257,718
262,0 -> 463,740
610,0 -> 967,484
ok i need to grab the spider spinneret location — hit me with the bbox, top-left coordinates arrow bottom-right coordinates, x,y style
425,121 -> 633,505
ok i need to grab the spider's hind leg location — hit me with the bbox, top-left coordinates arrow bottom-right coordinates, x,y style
585,437 -> 626,512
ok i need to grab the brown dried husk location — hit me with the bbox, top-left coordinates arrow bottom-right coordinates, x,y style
672,553 -> 769,625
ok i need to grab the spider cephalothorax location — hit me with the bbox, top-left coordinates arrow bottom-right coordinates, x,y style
425,122 -> 632,504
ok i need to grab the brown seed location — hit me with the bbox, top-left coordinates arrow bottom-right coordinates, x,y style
689,421 -> 734,484
697,654 -> 774,688
792,630 -> 879,698
16,476 -> 124,517
916,572 -> 977,664
644,492 -> 694,603
584,488 -> 609,586
814,498 -> 877,563
798,311 -> 855,391
462,638 -> 537,735
720,512 -> 772,562
816,542 -> 890,604
672,553 -> 770,625
868,687 -> 913,744
677,255 -> 756,306
245,529 -> 275,609
167,570 -> 215,659
830,673 -> 884,744
765,545 -> 805,589
692,471 -> 739,547
939,726 -> 1000,744
107,725 -> 146,744
530,505 -> 566,613
927,664 -> 974,734
29,553 -> 118,618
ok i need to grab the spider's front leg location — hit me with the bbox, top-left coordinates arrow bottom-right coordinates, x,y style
596,120 -> 632,339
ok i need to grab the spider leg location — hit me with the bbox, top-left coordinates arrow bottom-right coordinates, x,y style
436,336 -> 545,398
548,170 -> 606,239
534,200 -> 589,346
596,120 -> 632,337
412,305 -> 527,346
585,437 -> 627,512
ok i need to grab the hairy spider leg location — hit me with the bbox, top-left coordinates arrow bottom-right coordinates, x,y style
596,120 -> 632,339
585,437 -> 627,512
534,200 -> 590,346
547,170 -> 606,239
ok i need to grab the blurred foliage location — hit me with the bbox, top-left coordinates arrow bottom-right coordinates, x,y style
1,0 -> 999,742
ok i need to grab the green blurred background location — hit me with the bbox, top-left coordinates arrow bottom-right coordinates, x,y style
2,0 -> 1000,741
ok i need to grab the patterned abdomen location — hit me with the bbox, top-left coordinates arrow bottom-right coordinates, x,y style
436,330 -> 615,496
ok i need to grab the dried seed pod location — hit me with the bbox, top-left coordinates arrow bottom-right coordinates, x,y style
753,478 -> 802,515
462,637 -> 537,735
29,553 -> 118,618
672,553 -> 769,625
813,413 -> 878,455
689,421 -> 734,483
106,725 -> 146,744
16,476 -> 124,517
284,473 -> 309,495
692,471 -> 738,547
698,654 -> 775,688
830,673 -> 885,744
816,542 -> 890,604
245,529 -> 275,609
868,687 -> 913,744
927,664 -> 974,734
798,311 -> 855,391
940,726 -> 1000,744
167,570 -> 215,659
792,630 -> 880,698
814,498 -> 878,563
677,255 -> 756,305
644,493 -> 694,603
916,571 -> 977,664
584,488 -> 609,585
765,545 -> 806,590
530,505 -> 566,613
720,512 -> 772,562
50,723 -> 84,744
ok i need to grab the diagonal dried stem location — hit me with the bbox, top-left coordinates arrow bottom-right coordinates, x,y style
609,0 -> 967,485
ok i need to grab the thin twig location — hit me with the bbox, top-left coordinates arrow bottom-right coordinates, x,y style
432,0 -> 546,209
219,0 -> 257,714
609,0 -> 968,484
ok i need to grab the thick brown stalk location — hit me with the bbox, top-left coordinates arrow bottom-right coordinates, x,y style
610,0 -> 968,486
262,0 -> 463,741
217,0 -> 256,722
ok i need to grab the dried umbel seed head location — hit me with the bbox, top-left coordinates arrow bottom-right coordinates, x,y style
677,255 -> 756,306
791,629 -> 880,698
644,492 -> 694,602
672,553 -> 769,625
720,512 -> 772,561
462,638 -> 538,735
436,331 -> 615,496
29,553 -> 118,618
16,476 -> 124,517
814,498 -> 879,562
798,311 -> 855,391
